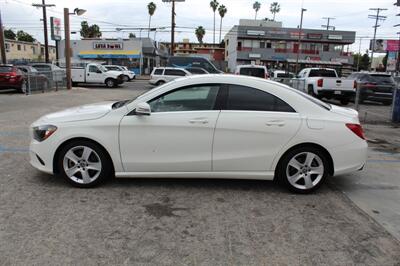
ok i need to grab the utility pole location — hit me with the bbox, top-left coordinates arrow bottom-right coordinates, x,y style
64,8 -> 71,90
295,8 -> 307,74
0,8 -> 6,64
162,0 -> 185,56
368,8 -> 387,71
32,0 -> 55,63
322,17 -> 335,31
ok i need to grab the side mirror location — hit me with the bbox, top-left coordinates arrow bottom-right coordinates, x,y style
135,102 -> 151,116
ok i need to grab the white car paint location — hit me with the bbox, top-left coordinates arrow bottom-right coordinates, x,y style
149,67 -> 191,85
29,75 -> 368,191
104,65 -> 135,80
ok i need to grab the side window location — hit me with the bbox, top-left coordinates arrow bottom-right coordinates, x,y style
154,69 -> 164,75
226,85 -> 295,112
148,84 -> 220,112
165,69 -> 186,76
89,65 -> 99,73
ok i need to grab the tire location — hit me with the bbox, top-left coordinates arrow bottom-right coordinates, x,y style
381,100 -> 392,106
156,80 -> 166,86
43,80 -> 49,91
105,78 -> 116,88
340,98 -> 350,105
57,140 -> 113,188
277,146 -> 330,194
122,75 -> 129,82
18,80 -> 27,94
307,85 -> 317,98
72,81 -> 78,87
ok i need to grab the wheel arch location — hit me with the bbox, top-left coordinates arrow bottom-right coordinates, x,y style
274,142 -> 334,178
53,137 -> 115,175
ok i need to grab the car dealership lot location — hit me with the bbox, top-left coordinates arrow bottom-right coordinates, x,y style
0,85 -> 400,264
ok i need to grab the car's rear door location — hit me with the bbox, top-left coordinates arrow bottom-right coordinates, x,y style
119,84 -> 222,172
212,84 -> 302,171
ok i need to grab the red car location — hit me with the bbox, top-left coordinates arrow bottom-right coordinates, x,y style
0,64 -> 27,93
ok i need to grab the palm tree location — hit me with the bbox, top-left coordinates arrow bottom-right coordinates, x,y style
195,26 -> 206,44
210,0 -> 219,44
253,1 -> 261,20
270,2 -> 281,21
147,2 -> 157,38
218,5 -> 227,43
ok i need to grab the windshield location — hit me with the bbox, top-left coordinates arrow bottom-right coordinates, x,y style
240,67 -> 265,78
98,65 -> 108,72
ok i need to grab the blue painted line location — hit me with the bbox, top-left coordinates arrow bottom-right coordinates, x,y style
0,131 -> 30,137
0,144 -> 29,153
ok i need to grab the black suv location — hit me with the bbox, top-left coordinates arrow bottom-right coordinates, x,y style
348,72 -> 396,105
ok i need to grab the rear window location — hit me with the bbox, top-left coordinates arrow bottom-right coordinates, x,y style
239,67 -> 265,78
0,66 -> 13,73
153,69 -> 164,75
165,69 -> 186,76
309,69 -> 337,78
369,75 -> 395,84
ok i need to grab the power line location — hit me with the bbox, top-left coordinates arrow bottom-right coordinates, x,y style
32,0 -> 55,63
368,8 -> 387,70
321,17 -> 335,30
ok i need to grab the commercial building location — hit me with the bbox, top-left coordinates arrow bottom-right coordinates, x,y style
58,37 -> 168,75
225,19 -> 356,74
4,39 -> 57,63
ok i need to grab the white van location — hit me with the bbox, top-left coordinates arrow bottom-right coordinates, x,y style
234,65 -> 269,79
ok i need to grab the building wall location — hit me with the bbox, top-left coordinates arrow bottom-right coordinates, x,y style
4,39 -> 56,62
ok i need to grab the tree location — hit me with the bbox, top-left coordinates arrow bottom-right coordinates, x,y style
210,0 -> 219,44
353,53 -> 370,71
129,33 -> 136,38
253,1 -> 261,20
4,29 -> 16,40
218,4 -> 227,43
80,21 -> 102,38
195,26 -> 206,44
147,2 -> 157,38
16,30 -> 35,42
270,2 -> 281,21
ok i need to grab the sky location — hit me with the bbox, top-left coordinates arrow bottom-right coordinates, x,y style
1,0 -> 399,53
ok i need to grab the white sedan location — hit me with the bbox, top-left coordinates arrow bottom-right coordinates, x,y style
29,75 -> 367,193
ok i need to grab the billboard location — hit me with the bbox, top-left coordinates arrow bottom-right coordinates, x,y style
370,39 -> 400,52
387,51 -> 397,72
50,17 -> 62,41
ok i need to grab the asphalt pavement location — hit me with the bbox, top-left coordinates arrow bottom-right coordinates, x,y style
0,82 -> 400,265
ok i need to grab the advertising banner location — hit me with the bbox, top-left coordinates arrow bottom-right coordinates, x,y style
387,51 -> 397,72
50,17 -> 61,41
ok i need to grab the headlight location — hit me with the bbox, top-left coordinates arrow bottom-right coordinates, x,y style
32,125 -> 57,142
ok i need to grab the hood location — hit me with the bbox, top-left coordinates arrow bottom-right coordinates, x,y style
330,104 -> 359,121
33,101 -> 115,125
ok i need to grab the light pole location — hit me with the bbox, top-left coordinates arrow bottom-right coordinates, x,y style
64,7 -> 86,90
295,8 -> 306,74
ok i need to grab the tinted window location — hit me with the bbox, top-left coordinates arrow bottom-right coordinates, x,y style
369,74 -> 395,84
32,65 -> 51,71
226,85 -> 295,112
0,66 -> 13,73
276,73 -> 294,78
148,85 -> 219,112
308,69 -> 337,77
239,67 -> 265,78
153,69 -> 163,75
187,68 -> 207,74
89,65 -> 99,73
165,69 -> 186,76
168,57 -> 220,74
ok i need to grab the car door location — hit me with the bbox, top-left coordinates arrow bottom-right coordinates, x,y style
212,84 -> 302,171
119,84 -> 222,172
86,65 -> 104,83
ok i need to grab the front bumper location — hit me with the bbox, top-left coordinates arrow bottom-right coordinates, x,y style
29,139 -> 54,174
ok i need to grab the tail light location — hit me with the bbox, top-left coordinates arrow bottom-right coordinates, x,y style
317,78 -> 323,87
346,123 -> 366,140
364,83 -> 376,88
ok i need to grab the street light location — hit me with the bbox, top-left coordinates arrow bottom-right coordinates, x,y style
295,8 -> 307,74
64,7 -> 85,90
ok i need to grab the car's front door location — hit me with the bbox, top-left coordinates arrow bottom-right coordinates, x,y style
86,65 -> 104,83
119,84 -> 221,172
212,84 -> 301,171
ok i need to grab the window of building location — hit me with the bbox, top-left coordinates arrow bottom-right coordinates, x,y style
226,85 -> 295,112
252,40 -> 260,48
323,44 -> 329,52
5,43 -> 10,52
260,41 -> 266,48
237,41 -> 242,50
243,39 -> 252,48
333,45 -> 343,52
17,44 -> 21,51
41,47 -> 45,55
266,42 -> 272,48
32,46 -> 36,54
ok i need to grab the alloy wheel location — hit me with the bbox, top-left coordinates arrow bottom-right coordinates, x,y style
63,146 -> 102,184
286,152 -> 324,190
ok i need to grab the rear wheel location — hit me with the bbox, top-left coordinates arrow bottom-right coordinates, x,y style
307,85 -> 317,98
156,80 -> 166,86
277,146 -> 329,193
57,140 -> 113,188
340,98 -> 350,105
18,80 -> 27,94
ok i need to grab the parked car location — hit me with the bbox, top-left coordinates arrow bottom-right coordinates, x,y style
16,65 -> 50,91
30,74 -> 367,193
292,68 -> 356,105
0,64 -> 26,93
347,72 -> 396,105
104,65 -> 135,82
149,67 -> 191,86
167,56 -> 222,74
68,63 -> 125,88
29,63 -> 66,83
271,70 -> 295,86
235,65 -> 269,79
186,67 -> 209,75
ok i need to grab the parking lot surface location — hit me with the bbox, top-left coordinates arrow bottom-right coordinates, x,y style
1,83 -> 400,265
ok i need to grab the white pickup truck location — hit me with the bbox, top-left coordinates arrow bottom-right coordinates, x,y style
292,68 -> 356,105
71,63 -> 125,88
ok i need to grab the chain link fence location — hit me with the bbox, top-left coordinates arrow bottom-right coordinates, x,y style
24,70 -> 67,95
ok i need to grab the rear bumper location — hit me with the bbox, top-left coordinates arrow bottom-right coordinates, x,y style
318,90 -> 355,99
330,141 -> 368,176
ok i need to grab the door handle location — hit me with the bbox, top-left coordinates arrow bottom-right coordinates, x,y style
87,73 -> 90,76
189,119 -> 209,124
266,120 -> 285,127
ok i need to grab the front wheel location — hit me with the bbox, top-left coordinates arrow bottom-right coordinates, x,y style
57,140 -> 113,188
105,79 -> 116,88
277,147 -> 329,194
